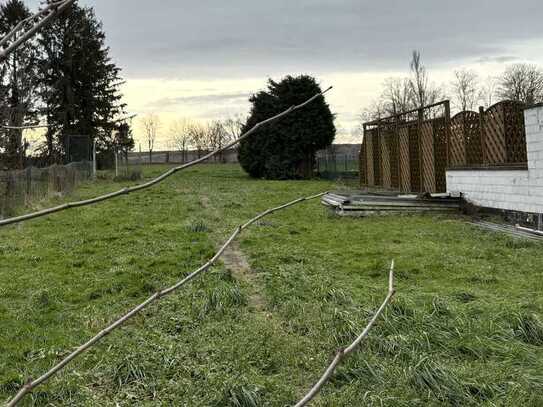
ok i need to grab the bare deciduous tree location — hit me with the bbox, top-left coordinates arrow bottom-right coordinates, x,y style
222,114 -> 244,143
408,50 -> 443,108
170,118 -> 192,163
206,120 -> 225,161
451,69 -> 480,112
479,76 -> 497,108
360,99 -> 387,123
186,121 -> 208,158
382,77 -> 412,115
141,113 -> 160,163
497,63 -> 543,105
360,50 -> 445,128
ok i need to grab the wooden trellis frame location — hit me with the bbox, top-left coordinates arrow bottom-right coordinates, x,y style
361,101 -> 451,193
360,100 -> 528,193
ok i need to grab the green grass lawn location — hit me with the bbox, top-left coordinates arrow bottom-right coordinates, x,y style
1,164 -> 543,406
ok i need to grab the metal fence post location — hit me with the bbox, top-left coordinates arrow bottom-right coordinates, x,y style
479,106 -> 486,164
92,140 -> 97,179
417,108 -> 424,192
444,100 -> 451,167
114,146 -> 119,177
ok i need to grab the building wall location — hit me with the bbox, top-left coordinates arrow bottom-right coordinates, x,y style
446,105 -> 543,214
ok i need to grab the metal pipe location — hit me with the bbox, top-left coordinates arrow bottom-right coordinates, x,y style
516,224 -> 543,236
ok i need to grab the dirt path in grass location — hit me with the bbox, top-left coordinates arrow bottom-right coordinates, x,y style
222,242 -> 266,311
200,196 -> 266,312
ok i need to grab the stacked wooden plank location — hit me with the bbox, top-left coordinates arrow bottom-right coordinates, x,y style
321,192 -> 462,217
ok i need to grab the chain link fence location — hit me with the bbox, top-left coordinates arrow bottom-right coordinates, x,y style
316,148 -> 359,180
0,161 -> 92,218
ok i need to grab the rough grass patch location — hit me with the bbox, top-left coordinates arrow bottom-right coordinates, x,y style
328,308 -> 358,346
109,355 -> 152,389
330,358 -> 384,388
113,168 -> 143,182
408,357 -> 470,405
513,313 -> 543,346
200,284 -> 247,317
221,385 -> 261,407
467,274 -> 499,284
30,289 -> 58,311
321,287 -> 353,305
505,239 -> 538,249
430,297 -> 452,317
186,220 -> 210,233
453,292 -> 477,303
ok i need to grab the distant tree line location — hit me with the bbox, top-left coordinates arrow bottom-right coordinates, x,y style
361,50 -> 543,125
140,75 -> 335,180
139,113 -> 244,163
0,0 -> 130,170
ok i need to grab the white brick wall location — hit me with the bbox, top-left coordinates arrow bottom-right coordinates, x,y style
447,105 -> 543,214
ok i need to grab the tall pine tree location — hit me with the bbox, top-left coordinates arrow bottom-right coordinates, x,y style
38,3 -> 125,163
0,0 -> 40,169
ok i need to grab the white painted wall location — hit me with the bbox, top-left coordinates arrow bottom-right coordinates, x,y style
446,105 -> 543,213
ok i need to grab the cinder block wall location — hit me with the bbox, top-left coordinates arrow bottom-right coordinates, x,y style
446,105 -> 543,214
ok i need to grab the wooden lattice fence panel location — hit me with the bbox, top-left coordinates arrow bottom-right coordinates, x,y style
380,127 -> 392,188
359,136 -> 367,186
503,101 -> 527,164
373,128 -> 382,186
464,111 -> 483,165
484,102 -> 507,165
398,126 -> 410,192
408,123 -> 421,192
387,126 -> 400,189
420,121 -> 436,193
433,117 -> 448,192
365,130 -> 375,186
450,112 -> 470,166
360,99 -> 528,192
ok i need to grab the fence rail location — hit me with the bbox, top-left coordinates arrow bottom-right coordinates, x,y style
0,161 -> 92,218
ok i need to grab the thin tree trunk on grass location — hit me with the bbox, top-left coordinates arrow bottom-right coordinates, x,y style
0,87 -> 332,227
6,192 -> 328,407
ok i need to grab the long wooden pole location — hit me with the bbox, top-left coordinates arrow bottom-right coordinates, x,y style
0,87 -> 332,227
0,0 -> 76,62
294,261 -> 396,407
0,1 -> 69,48
5,192 -> 328,407
364,100 -> 450,126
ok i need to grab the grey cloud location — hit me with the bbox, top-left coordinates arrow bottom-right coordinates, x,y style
26,0 -> 542,79
475,55 -> 520,64
146,92 -> 251,109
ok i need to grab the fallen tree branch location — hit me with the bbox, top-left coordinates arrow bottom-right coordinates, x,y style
1,114 -> 138,131
0,86 -> 332,228
294,260 -> 396,407
0,0 -> 76,62
6,191 -> 327,407
1,124 -> 51,130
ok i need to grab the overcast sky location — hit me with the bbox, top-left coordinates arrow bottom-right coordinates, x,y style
29,0 -> 543,147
